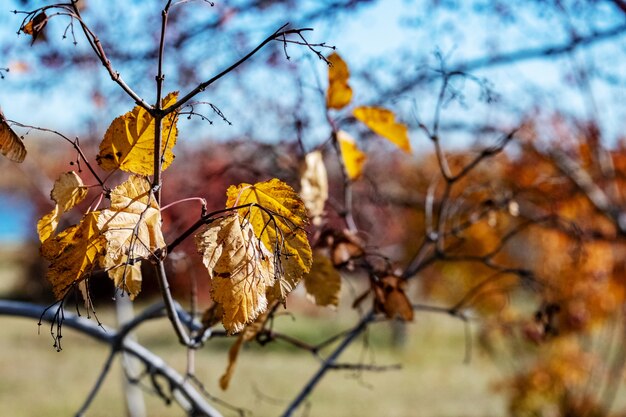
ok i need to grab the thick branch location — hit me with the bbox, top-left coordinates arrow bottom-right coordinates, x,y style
0,300 -> 220,417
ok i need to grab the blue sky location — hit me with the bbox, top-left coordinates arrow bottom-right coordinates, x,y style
1,1 -> 625,241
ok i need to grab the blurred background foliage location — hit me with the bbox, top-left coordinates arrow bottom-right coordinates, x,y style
3,1 -> 626,416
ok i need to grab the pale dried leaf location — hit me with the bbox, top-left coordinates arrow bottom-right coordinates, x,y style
300,150 -> 328,225
51,171 -> 87,212
196,214 -> 275,334
97,176 -> 165,297
108,263 -> 143,299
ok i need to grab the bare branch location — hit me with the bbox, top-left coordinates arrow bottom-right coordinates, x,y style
0,300 -> 222,417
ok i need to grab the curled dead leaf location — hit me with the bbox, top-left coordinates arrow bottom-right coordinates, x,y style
321,229 -> 364,267
373,275 -> 414,321
219,307 -> 273,390
0,110 -> 26,163
22,12 -> 48,44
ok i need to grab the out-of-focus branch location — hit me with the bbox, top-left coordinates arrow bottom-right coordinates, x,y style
280,310 -> 375,417
163,25 -> 317,115
610,0 -> 626,15
386,22 -> 626,97
550,148 -> 626,234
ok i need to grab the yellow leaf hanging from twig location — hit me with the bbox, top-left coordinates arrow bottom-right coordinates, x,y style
97,91 -> 179,175
326,52 -> 353,110
37,171 -> 88,243
337,130 -> 367,181
41,212 -> 105,300
226,178 -> 313,302
353,106 -> 411,153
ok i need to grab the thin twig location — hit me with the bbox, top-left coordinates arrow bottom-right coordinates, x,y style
75,348 -> 118,417
163,25 -> 314,114
280,310 -> 375,417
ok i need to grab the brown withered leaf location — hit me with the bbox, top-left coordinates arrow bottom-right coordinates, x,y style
328,229 -> 364,267
195,214 -> 275,334
304,250 -> 341,307
0,109 -> 26,163
373,275 -> 414,321
22,12 -> 48,44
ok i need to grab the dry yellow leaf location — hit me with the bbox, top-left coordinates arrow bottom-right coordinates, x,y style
97,91 -> 179,175
97,175 -> 165,298
52,171 -> 88,212
326,52 -> 353,110
36,171 -> 88,243
304,250 -> 341,307
108,263 -> 142,298
219,306 -> 273,390
0,110 -> 26,163
41,211 -> 105,300
196,214 -> 275,334
37,205 -> 59,243
337,130 -> 367,180
226,178 -> 313,301
300,150 -> 328,225
353,106 -> 411,153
